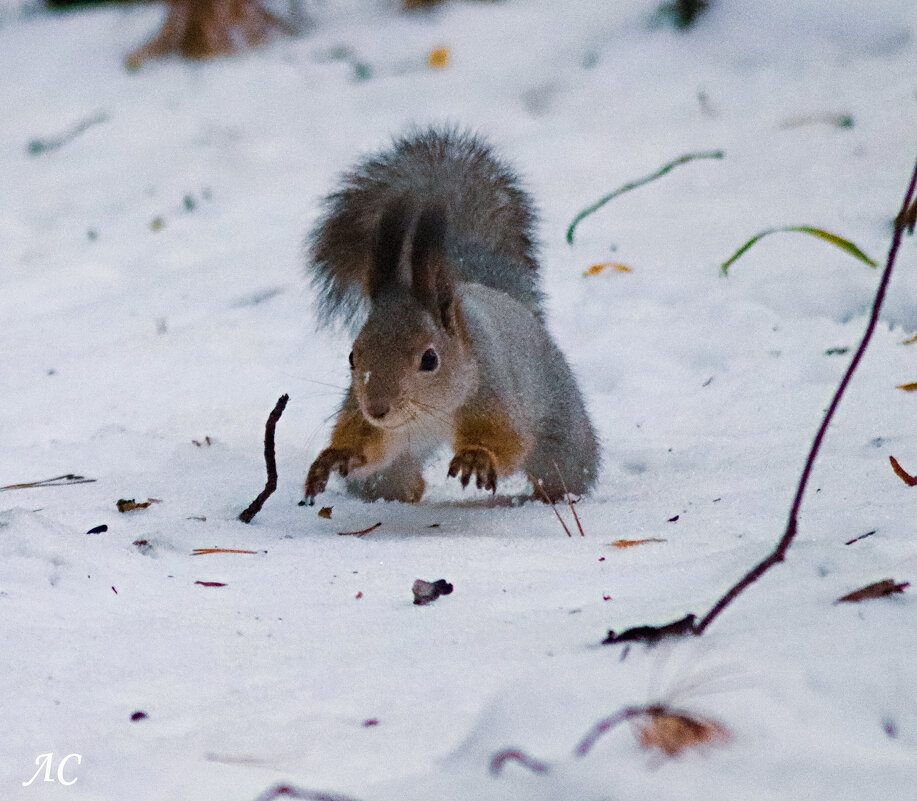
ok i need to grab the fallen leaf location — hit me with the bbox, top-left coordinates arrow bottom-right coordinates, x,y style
428,47 -> 449,68
836,578 -> 909,603
117,498 -> 161,512
583,262 -> 632,277
610,538 -> 667,549
896,382 -> 917,392
412,578 -> 453,605
86,524 -> 108,535
889,455 -> 917,487
637,707 -> 731,757
318,506 -> 333,519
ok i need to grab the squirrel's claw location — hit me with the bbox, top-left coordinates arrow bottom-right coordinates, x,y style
448,447 -> 498,494
305,447 -> 365,498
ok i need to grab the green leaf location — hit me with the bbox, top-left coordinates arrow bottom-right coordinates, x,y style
721,226 -> 877,275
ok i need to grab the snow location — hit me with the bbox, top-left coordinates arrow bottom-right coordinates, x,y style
2,0 -> 917,798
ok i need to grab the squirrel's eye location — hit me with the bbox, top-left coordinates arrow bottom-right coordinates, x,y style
419,347 -> 439,372
348,350 -> 355,369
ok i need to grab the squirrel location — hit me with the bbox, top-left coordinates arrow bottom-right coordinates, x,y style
304,127 -> 600,504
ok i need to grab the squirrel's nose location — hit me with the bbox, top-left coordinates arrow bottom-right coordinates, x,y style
365,400 -> 390,421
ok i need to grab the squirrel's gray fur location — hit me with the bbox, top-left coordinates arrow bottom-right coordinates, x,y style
304,127 -> 600,502
309,127 -> 544,329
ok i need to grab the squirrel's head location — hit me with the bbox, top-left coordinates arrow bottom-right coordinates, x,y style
348,203 -> 477,430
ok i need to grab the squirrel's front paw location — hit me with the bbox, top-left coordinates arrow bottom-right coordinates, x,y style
305,448 -> 366,499
448,446 -> 498,494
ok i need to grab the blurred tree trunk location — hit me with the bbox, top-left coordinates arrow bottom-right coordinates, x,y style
126,0 -> 299,69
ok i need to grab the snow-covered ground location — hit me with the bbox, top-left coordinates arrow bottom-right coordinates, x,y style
2,1 -> 917,798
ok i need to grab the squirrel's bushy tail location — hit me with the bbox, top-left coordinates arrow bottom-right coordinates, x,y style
308,127 -> 542,328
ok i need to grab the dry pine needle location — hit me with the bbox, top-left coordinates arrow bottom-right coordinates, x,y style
610,538 -> 667,549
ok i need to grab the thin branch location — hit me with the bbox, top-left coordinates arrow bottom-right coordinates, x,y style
489,748 -> 551,776
573,706 -> 645,757
603,155 -> 917,644
337,522 -> 382,537
553,461 -> 585,536
239,394 -> 289,524
252,784 -> 364,801
694,157 -> 917,633
536,482 -> 572,536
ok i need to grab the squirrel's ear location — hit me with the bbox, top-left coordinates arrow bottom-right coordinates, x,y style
368,199 -> 412,299
411,206 -> 457,333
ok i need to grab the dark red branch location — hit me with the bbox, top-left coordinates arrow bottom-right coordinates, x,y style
603,156 -> 917,644
239,394 -> 289,524
252,784 -> 363,801
489,748 -> 551,776
573,706 -> 646,757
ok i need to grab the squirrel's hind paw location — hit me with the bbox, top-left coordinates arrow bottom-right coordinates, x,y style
448,447 -> 498,494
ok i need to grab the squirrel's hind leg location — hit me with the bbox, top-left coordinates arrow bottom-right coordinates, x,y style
346,450 -> 426,503
525,421 -> 600,503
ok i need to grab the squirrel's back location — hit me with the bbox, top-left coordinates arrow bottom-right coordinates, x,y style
308,127 -> 542,328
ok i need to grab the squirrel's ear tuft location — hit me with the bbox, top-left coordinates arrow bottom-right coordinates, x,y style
368,199 -> 412,299
411,206 -> 457,333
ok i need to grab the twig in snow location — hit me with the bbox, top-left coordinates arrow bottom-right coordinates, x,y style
536,482 -> 572,537
844,530 -> 876,546
489,748 -> 551,776
573,706 -> 646,756
602,155 -> 917,645
337,522 -> 381,537
554,461 -> 585,536
492,701 -> 729,777
251,784 -> 364,801
575,703 -> 730,758
1,474 -> 96,491
239,394 -> 289,524
566,150 -> 724,243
